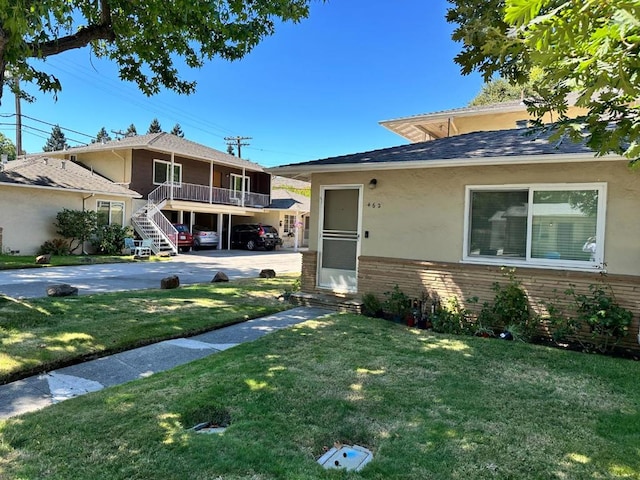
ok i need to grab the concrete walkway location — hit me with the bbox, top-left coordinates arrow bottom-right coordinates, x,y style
0,306 -> 332,420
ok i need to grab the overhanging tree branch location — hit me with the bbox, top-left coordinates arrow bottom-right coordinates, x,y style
28,23 -> 116,58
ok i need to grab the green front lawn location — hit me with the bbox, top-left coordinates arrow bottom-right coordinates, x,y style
0,277 -> 297,383
1,314 -> 638,479
0,254 -> 153,270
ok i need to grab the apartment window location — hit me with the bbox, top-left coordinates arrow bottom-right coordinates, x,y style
97,200 -> 125,226
464,184 -> 605,269
283,214 -> 296,234
153,159 -> 182,185
230,174 -> 250,198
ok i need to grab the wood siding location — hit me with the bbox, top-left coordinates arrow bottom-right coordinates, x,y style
130,150 -> 270,198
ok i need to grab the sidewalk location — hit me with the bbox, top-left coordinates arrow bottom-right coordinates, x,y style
0,306 -> 332,420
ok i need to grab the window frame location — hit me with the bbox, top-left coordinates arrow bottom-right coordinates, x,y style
283,214 -> 296,233
463,183 -> 607,271
230,173 -> 250,199
153,159 -> 182,186
96,200 -> 126,226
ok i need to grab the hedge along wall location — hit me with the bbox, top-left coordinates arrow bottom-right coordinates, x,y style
299,251 -> 640,351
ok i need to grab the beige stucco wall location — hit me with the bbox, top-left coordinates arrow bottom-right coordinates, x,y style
0,185 -> 135,255
310,159 -> 640,276
48,150 -> 133,185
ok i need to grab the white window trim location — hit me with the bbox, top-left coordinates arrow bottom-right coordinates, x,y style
230,173 -> 250,199
96,200 -> 126,226
153,159 -> 182,186
462,182 -> 607,271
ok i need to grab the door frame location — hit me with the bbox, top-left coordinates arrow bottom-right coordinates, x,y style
317,184 -> 364,293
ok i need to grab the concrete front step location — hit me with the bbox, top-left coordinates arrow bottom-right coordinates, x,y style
290,291 -> 362,314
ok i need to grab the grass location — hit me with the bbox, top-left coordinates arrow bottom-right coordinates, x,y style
0,253 -> 162,270
1,314 -> 639,479
0,276 -> 297,383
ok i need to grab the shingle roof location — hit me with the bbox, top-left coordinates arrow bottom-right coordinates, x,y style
268,189 -> 310,212
379,92 -> 580,124
276,127 -> 597,169
0,157 -> 141,197
62,133 -> 265,172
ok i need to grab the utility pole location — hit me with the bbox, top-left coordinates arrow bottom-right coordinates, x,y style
224,136 -> 251,159
13,76 -> 22,157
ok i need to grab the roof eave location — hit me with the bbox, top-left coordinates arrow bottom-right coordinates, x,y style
0,181 -> 142,198
269,153 -> 625,181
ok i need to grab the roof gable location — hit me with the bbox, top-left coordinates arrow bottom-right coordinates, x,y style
59,133 -> 265,172
0,157 -> 141,197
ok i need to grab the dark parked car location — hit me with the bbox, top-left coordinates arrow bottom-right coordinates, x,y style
172,224 -> 193,252
231,224 -> 282,251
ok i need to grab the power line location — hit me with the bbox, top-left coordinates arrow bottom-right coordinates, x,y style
224,136 -> 251,159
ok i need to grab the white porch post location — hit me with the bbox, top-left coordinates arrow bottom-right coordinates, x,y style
217,214 -> 224,249
241,167 -> 246,207
209,161 -> 213,204
170,152 -> 175,201
294,212 -> 299,252
227,214 -> 232,250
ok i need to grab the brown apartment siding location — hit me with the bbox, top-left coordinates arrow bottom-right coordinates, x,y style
130,151 -> 223,197
301,251 -> 640,351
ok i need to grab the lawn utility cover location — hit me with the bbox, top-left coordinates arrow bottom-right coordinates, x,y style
317,444 -> 373,472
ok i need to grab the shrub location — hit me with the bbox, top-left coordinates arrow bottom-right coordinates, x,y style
362,293 -> 383,318
432,297 -> 475,335
572,283 -> 633,353
39,238 -> 70,255
91,225 -> 133,255
55,209 -> 98,253
545,280 -> 633,353
383,285 -> 411,320
486,268 -> 538,340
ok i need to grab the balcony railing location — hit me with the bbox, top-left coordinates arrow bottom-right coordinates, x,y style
149,182 -> 271,208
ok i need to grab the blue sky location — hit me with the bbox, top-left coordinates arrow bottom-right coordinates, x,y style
0,0 -> 483,167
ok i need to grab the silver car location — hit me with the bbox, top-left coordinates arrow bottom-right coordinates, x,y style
192,226 -> 220,250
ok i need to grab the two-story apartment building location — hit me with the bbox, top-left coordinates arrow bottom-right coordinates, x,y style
38,133 -> 272,254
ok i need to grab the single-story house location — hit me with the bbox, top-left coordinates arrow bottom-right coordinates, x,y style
0,156 -> 140,255
270,120 -> 640,350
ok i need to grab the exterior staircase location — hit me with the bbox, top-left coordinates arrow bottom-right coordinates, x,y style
131,189 -> 178,255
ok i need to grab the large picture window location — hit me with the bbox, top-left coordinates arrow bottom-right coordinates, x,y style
97,200 -> 125,226
464,184 -> 606,269
153,159 -> 182,185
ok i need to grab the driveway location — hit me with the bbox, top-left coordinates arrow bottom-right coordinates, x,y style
0,248 -> 303,299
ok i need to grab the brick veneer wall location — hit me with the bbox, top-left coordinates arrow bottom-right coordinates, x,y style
300,250 -> 318,292
300,251 -> 640,351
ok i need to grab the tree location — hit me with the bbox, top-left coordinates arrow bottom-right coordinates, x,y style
43,124 -> 69,152
147,118 -> 162,134
54,208 -> 98,254
0,1 -> 318,105
226,144 -> 235,156
447,1 -> 640,161
170,123 -> 184,138
125,124 -> 137,137
0,132 -> 17,160
92,126 -> 112,144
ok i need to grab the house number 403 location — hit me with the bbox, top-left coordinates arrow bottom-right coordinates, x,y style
367,202 -> 382,209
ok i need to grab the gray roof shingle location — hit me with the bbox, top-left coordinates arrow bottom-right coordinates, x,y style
268,189 -> 310,212
63,133 -> 264,172
277,127 -> 597,169
0,157 -> 141,197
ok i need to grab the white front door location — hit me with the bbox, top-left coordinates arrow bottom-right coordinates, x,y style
318,185 -> 362,292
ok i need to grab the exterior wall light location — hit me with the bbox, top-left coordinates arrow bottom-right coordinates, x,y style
368,178 -> 378,189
